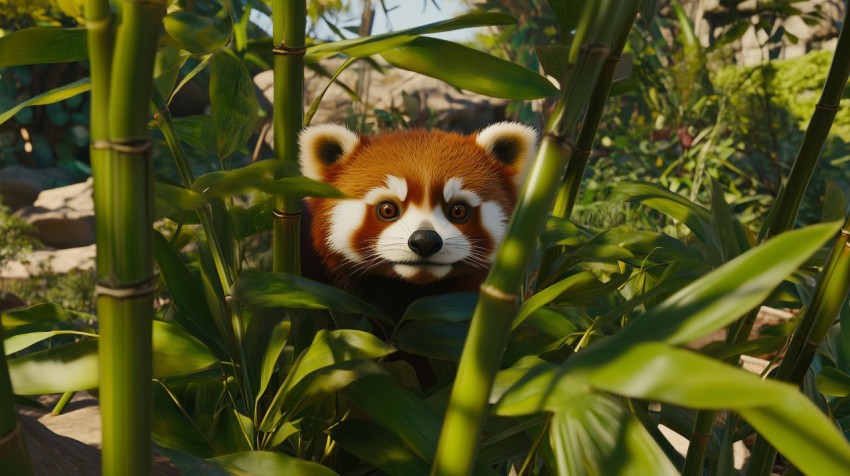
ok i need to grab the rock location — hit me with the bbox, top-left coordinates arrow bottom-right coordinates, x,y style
15,178 -> 94,249
255,60 -> 509,147
1,244 -> 96,280
0,165 -> 46,211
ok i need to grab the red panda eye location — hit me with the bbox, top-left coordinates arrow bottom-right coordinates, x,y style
448,202 -> 470,222
377,201 -> 399,220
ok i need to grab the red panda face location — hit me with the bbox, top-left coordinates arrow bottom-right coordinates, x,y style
300,123 -> 537,285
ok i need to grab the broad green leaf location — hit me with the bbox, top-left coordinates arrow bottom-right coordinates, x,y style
345,375 -> 442,461
9,321 -> 218,394
163,11 -> 232,55
281,360 -> 386,419
0,27 -> 87,67
549,393 -> 678,476
306,12 -> 517,61
381,37 -> 558,99
1,302 -> 84,330
153,445 -> 230,476
152,320 -> 219,377
331,420 -> 430,476
400,292 -> 478,323
172,115 -> 216,156
699,336 -> 786,360
395,320 -> 467,361
0,78 -> 90,126
259,330 -> 393,432
816,366 -> 850,396
191,160 -> 343,200
535,45 -> 571,83
513,271 -> 600,329
210,51 -> 259,160
5,330 -> 96,355
170,55 -> 213,105
155,181 -> 206,211
208,451 -> 337,476
154,46 -> 190,103
9,338 -> 98,394
231,270 -> 387,321
613,222 -> 838,347
614,182 -> 715,246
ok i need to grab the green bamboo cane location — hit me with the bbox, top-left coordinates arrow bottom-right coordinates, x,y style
271,0 -> 306,275
746,215 -> 850,476
0,326 -> 32,475
761,4 -> 850,240
538,27 -> 633,285
91,0 -> 165,473
431,5 -> 639,475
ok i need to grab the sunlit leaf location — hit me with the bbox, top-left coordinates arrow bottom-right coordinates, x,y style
210,51 -> 259,160
0,27 -> 87,67
381,37 -> 558,99
208,451 -> 338,476
0,78 -> 90,126
163,11 -> 231,55
816,366 -> 850,397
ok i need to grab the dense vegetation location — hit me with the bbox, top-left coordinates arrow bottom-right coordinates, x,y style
2,1 -> 850,475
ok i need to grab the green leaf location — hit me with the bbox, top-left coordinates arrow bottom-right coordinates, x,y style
155,181 -> 206,211
163,11 -> 232,55
152,320 -> 219,378
255,320 -> 290,404
514,271 -> 601,329
259,330 -> 394,432
331,420 -> 430,476
0,78 -> 90,127
395,320 -> 467,361
639,0 -> 659,24
231,270 -> 387,321
191,160 -> 343,200
345,375 -> 442,461
306,12 -> 517,61
172,114 -> 216,156
611,222 -> 838,347
0,27 -> 87,67
549,393 -> 678,476
381,37 -> 558,99
614,182 -> 715,246
400,292 -> 478,323
280,360 -> 386,419
208,451 -> 338,476
1,303 -> 83,330
210,51 -> 259,160
5,330 -> 96,355
816,366 -> 850,396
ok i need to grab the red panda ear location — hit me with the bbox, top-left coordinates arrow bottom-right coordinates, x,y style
475,122 -> 538,187
299,124 -> 360,182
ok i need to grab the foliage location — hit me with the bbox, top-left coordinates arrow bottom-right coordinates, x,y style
0,204 -> 36,277
3,0 -> 850,475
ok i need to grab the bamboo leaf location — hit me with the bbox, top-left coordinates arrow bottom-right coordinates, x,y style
255,320 -> 290,403
172,114 -> 216,156
1,303 -> 84,331
330,420 -> 430,476
610,222 -> 838,347
0,78 -> 90,126
614,182 -> 715,246
210,50 -> 259,160
0,27 -> 87,67
208,451 -> 338,476
513,271 -> 601,329
163,11 -> 232,55
816,366 -> 850,396
306,12 -> 517,61
231,270 -> 387,321
191,160 -> 343,200
345,375 -> 442,462
4,330 -> 96,355
152,320 -> 219,378
381,37 -> 558,99
395,320 -> 468,361
400,292 -> 478,323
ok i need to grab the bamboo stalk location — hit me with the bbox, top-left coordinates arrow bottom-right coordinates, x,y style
746,215 -> 850,476
92,0 -> 165,473
271,0 -> 306,275
762,4 -> 850,239
0,326 -> 32,475
431,5 -> 639,475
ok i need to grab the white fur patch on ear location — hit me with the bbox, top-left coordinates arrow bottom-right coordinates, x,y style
299,124 -> 359,182
476,122 -> 538,187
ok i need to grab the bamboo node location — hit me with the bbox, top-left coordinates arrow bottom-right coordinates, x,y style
85,15 -> 112,30
841,228 -> 850,236
543,132 -> 576,151
273,209 -> 302,218
816,103 -> 840,112
110,139 -> 152,154
479,284 -> 518,303
273,42 -> 307,56
90,140 -> 112,150
96,278 -> 157,299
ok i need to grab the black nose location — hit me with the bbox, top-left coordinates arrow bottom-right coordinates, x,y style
408,230 -> 443,257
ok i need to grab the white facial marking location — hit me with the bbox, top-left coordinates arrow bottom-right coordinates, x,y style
393,263 -> 453,281
481,201 -> 508,261
443,177 -> 482,207
363,175 -> 408,204
327,200 -> 367,264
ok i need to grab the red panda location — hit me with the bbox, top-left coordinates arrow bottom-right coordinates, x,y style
299,122 -> 537,319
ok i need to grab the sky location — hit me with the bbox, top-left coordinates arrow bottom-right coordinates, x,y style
321,0 -> 479,42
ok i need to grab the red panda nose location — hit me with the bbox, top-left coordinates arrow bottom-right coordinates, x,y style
408,230 -> 443,258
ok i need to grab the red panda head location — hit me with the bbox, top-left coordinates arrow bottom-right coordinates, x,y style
300,122 -> 537,285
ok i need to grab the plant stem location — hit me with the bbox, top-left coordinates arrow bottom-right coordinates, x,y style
92,0 -> 165,473
762,4 -> 850,239
747,215 -> 850,476
431,5 -> 638,475
272,0 -> 306,275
